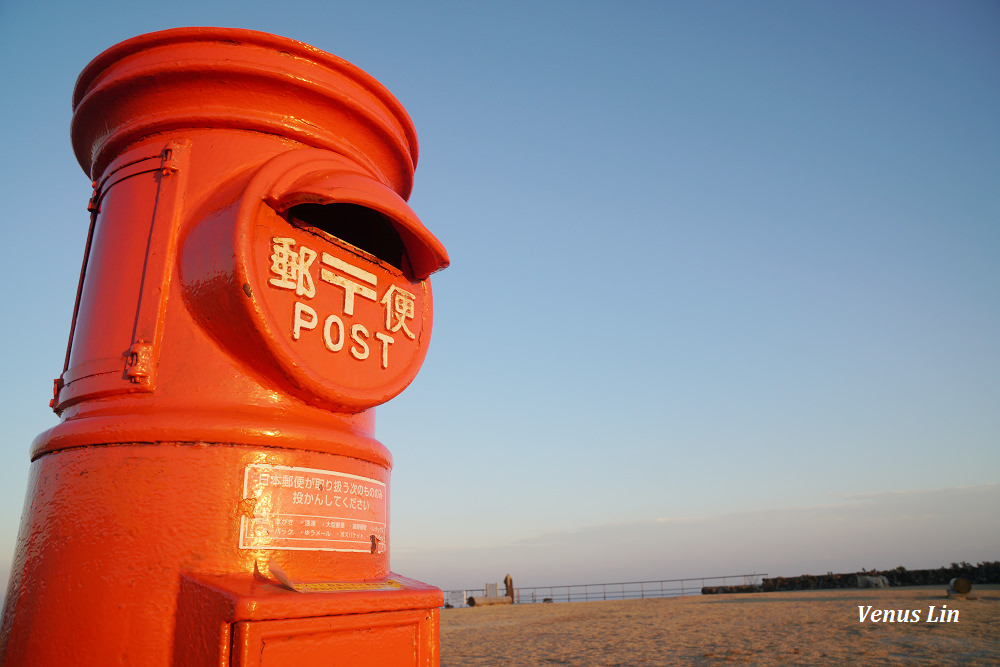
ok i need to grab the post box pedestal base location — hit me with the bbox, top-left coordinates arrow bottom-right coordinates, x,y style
176,573 -> 442,666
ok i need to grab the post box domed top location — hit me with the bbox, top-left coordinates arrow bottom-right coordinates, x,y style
71,27 -> 420,199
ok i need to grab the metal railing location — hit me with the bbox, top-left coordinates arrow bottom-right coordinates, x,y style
445,573 -> 766,607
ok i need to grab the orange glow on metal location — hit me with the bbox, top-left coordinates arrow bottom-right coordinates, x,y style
0,27 -> 446,666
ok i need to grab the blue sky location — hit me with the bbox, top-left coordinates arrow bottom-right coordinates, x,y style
0,1 -> 997,592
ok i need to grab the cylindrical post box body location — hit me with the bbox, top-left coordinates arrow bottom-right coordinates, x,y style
1,28 -> 447,666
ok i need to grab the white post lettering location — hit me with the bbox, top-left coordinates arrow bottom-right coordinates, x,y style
323,314 -> 345,352
350,323 -> 370,360
293,302 -> 317,340
321,253 -> 377,315
375,332 -> 394,369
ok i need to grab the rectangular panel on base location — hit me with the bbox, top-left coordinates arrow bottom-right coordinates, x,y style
233,609 -> 434,666
173,573 -> 442,667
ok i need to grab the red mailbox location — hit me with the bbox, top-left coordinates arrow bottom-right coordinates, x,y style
0,28 -> 448,666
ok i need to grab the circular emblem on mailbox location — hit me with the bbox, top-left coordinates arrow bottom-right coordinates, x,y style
249,211 -> 430,409
184,150 -> 445,411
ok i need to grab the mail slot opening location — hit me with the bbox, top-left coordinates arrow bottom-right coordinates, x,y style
288,203 -> 405,270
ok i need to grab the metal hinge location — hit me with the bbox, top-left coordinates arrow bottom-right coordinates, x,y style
87,180 -> 100,214
125,342 -> 155,385
160,144 -> 182,175
49,377 -> 64,409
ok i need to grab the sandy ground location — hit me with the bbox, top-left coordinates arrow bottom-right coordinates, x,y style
440,585 -> 1000,665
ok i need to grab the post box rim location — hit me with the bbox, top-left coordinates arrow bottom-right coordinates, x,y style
260,149 -> 449,279
30,410 -> 392,467
71,27 -> 420,197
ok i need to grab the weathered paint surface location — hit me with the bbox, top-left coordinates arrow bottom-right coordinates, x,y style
0,27 -> 446,667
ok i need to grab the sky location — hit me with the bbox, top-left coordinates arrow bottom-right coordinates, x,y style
0,1 -> 997,593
